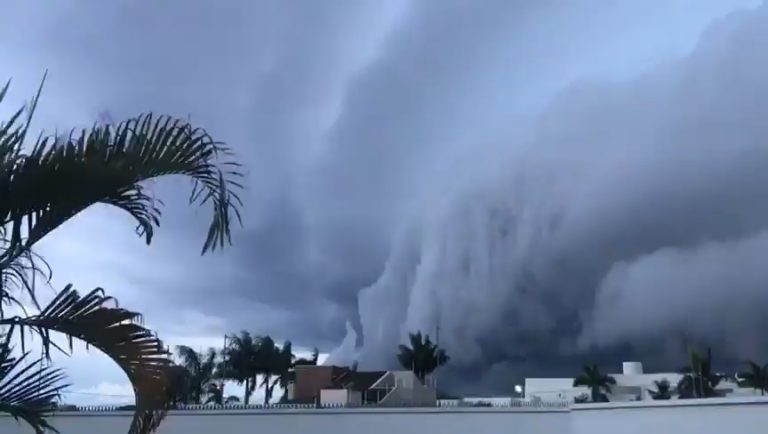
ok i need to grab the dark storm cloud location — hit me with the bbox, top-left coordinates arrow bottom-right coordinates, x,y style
4,0 -> 768,394
335,2 -> 768,388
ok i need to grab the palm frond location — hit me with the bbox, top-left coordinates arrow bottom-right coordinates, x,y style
175,346 -> 202,372
0,112 -> 242,259
0,106 -> 243,294
0,285 -> 175,434
0,335 -> 68,434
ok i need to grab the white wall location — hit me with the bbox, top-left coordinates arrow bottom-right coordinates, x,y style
320,389 -> 349,405
571,397 -> 768,434
320,389 -> 362,406
0,407 -> 570,434
4,397 -> 768,434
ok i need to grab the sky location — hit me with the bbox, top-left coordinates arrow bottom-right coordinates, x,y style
3,0 -> 768,401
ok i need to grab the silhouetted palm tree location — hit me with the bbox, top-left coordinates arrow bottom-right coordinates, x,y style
397,331 -> 450,382
0,79 -> 242,434
257,336 -> 279,405
167,364 -> 193,407
0,335 -> 68,433
677,348 -> 723,399
648,379 -> 672,400
737,361 -> 768,396
175,346 -> 218,404
573,364 -> 616,403
220,331 -> 260,405
270,341 -> 296,403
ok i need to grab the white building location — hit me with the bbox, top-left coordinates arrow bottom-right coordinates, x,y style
525,361 -> 758,402
318,370 -> 437,407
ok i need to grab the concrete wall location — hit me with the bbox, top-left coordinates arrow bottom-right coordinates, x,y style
4,397 -> 768,434
0,407 -> 570,434
320,389 -> 361,405
571,397 -> 768,434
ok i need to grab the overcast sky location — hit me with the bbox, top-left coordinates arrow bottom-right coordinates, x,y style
3,0 -> 768,401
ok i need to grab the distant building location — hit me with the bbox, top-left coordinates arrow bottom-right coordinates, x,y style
289,365 -> 437,406
524,361 -> 759,402
290,365 -> 350,404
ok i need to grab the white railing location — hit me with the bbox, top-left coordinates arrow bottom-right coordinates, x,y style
50,399 -> 569,413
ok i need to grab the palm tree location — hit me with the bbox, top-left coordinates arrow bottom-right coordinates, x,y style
175,346 -> 218,404
573,364 -> 616,403
677,348 -> 722,399
257,336 -> 278,405
269,341 -> 295,403
648,379 -> 672,400
0,335 -> 68,434
220,331 -> 260,405
166,364 -> 193,407
396,331 -> 450,382
737,361 -> 768,396
0,79 -> 242,434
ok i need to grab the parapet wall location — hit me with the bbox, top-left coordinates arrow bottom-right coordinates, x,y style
2,397 -> 768,434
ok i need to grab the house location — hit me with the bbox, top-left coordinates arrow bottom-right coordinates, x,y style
319,370 -> 387,406
289,365 -> 437,406
524,361 -> 758,402
290,365 -> 351,404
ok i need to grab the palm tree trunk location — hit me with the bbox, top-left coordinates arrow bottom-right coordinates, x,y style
591,387 -> 599,403
243,378 -> 250,406
264,375 -> 272,406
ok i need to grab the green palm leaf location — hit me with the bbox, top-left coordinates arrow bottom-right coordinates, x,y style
0,84 -> 243,308
396,331 -> 449,382
0,335 -> 69,434
0,285 -> 175,434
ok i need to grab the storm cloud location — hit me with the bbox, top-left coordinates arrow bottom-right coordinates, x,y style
333,1 -> 768,389
3,0 -> 768,396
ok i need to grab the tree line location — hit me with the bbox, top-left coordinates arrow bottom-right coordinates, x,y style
573,348 -> 768,403
167,330 -> 451,407
168,332 -> 319,406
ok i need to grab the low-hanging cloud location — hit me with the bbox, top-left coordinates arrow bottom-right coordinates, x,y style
328,1 -> 768,388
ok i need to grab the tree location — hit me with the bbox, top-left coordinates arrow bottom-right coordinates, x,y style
256,336 -> 278,405
677,348 -> 723,399
269,341 -> 295,403
737,361 -> 768,396
647,379 -> 672,400
0,79 -> 242,434
396,331 -> 450,382
0,335 -> 67,434
220,331 -> 260,405
174,346 -> 218,404
166,364 -> 193,407
573,364 -> 616,403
